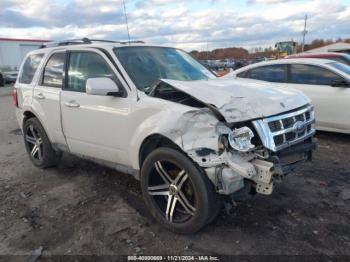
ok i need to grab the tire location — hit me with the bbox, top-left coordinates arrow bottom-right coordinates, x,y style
206,186 -> 221,225
197,165 -> 221,225
140,147 -> 219,234
23,117 -> 62,168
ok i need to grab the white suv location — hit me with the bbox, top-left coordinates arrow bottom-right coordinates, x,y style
14,39 -> 316,233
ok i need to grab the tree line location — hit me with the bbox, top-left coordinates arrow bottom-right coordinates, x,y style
190,38 -> 350,60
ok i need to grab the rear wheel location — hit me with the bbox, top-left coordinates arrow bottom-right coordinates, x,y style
141,147 -> 219,234
23,118 -> 61,168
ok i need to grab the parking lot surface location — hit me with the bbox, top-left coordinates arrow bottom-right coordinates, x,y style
0,86 -> 349,259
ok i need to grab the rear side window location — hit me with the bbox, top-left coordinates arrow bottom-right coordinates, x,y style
289,64 -> 342,85
18,54 -> 44,84
67,52 -> 114,92
247,65 -> 287,83
42,53 -> 65,88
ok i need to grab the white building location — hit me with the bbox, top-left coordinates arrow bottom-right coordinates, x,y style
0,38 -> 50,70
305,42 -> 350,54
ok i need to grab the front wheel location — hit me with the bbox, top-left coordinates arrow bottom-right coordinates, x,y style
141,147 -> 219,234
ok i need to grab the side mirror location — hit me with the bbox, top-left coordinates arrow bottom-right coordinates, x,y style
86,77 -> 123,96
331,79 -> 349,88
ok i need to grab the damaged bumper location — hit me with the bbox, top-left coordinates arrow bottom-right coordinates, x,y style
205,137 -> 316,196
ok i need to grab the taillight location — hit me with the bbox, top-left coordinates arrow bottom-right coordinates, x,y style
12,88 -> 19,108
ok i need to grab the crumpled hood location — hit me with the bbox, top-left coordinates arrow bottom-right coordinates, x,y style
161,78 -> 310,123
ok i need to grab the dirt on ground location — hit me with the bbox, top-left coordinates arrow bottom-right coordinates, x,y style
0,86 -> 349,261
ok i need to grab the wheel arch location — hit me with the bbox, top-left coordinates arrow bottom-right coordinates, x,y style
138,133 -> 184,169
22,110 -> 54,143
23,110 -> 37,125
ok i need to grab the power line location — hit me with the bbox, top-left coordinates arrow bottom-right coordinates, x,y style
122,0 -> 131,44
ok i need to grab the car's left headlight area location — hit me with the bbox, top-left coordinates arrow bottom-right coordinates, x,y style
216,123 -> 257,153
208,122 -> 276,196
227,126 -> 255,152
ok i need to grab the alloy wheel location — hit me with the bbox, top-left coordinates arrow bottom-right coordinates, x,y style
25,125 -> 43,161
147,160 -> 197,223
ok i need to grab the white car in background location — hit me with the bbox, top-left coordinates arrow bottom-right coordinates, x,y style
230,58 -> 350,134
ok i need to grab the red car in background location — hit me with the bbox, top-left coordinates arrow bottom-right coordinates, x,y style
287,52 -> 350,66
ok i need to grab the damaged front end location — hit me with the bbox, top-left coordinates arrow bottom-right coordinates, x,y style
194,104 -> 316,198
150,80 -> 317,198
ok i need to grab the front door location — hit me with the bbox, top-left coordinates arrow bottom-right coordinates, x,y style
60,49 -> 133,165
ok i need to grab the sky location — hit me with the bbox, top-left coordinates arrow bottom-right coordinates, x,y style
0,0 -> 349,51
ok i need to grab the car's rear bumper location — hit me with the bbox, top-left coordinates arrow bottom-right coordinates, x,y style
15,108 -> 24,131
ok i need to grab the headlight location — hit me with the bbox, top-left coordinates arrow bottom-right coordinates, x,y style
228,126 -> 255,152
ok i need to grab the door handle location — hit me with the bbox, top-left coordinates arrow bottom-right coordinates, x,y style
64,101 -> 80,108
35,93 -> 45,99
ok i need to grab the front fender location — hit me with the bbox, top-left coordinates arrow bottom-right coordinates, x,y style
129,103 -> 221,170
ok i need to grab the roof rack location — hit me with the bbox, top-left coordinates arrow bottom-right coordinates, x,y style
40,38 -> 145,48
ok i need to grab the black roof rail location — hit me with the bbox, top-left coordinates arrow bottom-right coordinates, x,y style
121,40 -> 145,44
40,38 -> 91,48
40,38 -> 145,48
89,39 -> 145,44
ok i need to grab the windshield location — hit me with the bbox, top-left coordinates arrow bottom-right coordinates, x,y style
329,62 -> 350,75
114,46 -> 215,91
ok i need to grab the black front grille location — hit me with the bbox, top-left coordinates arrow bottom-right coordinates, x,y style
285,132 -> 296,142
274,135 -> 284,146
268,121 -> 282,132
282,118 -> 294,129
305,111 -> 311,121
297,131 -> 305,138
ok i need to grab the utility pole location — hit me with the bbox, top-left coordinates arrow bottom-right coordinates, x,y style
122,0 -> 131,43
301,14 -> 308,52
207,43 -> 209,61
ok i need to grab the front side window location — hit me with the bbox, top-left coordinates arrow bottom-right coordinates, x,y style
19,54 -> 44,84
248,65 -> 287,83
42,53 -> 65,88
67,52 -> 114,92
290,64 -> 343,85
114,47 -> 216,91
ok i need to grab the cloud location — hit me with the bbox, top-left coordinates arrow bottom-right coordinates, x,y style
0,0 -> 126,27
0,0 -> 349,51
248,0 -> 296,4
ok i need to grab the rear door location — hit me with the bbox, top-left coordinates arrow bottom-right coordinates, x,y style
60,49 -> 132,165
31,51 -> 67,146
287,64 -> 350,131
16,53 -> 45,107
